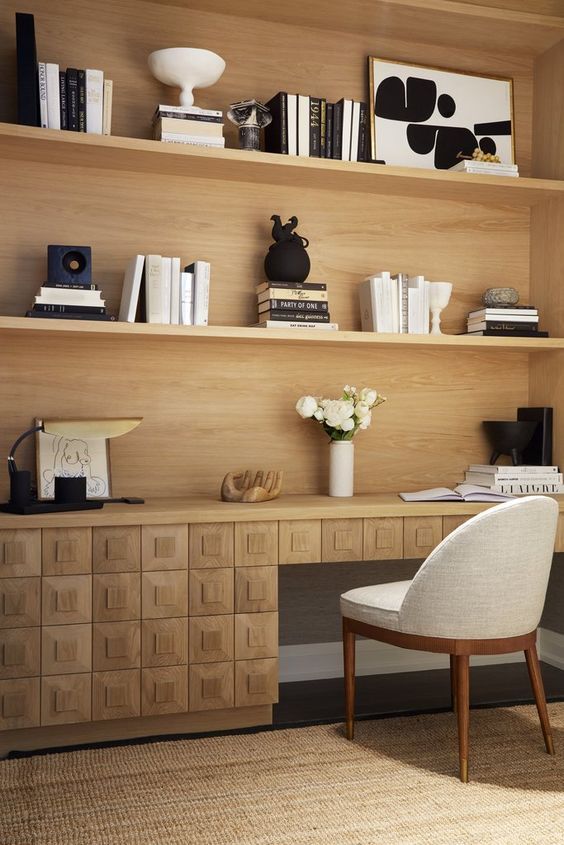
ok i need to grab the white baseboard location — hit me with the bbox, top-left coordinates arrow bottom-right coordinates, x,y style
538,627 -> 564,671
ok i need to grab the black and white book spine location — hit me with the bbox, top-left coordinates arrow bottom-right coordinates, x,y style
260,310 -> 330,322
358,102 -> 368,162
180,271 -> 194,325
47,282 -> 97,290
185,261 -> 210,326
66,68 -> 79,131
259,299 -> 328,312
350,101 -> 360,162
153,104 -> 222,119
287,94 -> 297,156
77,69 -> 86,131
464,329 -> 549,337
16,12 -> 40,127
33,304 -> 106,314
86,68 -> 104,135
468,306 -> 537,319
45,63 -> 60,129
258,288 -> 328,302
159,134 -> 225,147
264,92 -> 288,154
341,99 -> 353,161
467,321 -> 539,332
38,61 -> 48,128
494,482 -> 564,494
145,254 -> 163,323
319,99 -> 327,158
59,71 -> 68,129
332,100 -> 343,159
310,96 -> 321,157
256,280 -> 327,292
154,110 -> 223,124
325,104 -> 333,159
102,79 -> 113,135
392,273 -> 409,334
26,310 -> 116,321
297,94 -> 310,157
256,320 -> 338,330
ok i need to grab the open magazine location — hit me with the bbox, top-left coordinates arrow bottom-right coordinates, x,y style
399,484 -> 514,503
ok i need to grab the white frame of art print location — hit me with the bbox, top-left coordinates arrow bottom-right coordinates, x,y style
35,418 -> 112,500
368,57 -> 515,170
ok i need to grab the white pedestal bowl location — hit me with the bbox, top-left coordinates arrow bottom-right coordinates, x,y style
148,48 -> 226,108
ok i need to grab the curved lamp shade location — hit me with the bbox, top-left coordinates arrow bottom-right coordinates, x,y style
41,418 -> 143,439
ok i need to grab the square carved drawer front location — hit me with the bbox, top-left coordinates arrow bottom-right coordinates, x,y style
0,529 -> 41,578
279,520 -> 321,565
42,624 -> 92,676
234,522 -> 278,567
235,567 -> 277,613
403,517 -> 443,559
41,673 -> 91,726
0,628 -> 40,679
42,528 -> 92,576
235,612 -> 278,660
141,571 -> 188,619
322,519 -> 363,563
93,526 -> 141,573
364,518 -> 404,560
142,618 -> 188,667
189,615 -> 234,664
93,669 -> 141,721
235,658 -> 278,707
189,523 -> 234,569
0,677 -> 40,730
142,525 -> 188,571
141,666 -> 188,716
42,575 -> 91,626
442,515 -> 471,539
93,621 -> 140,671
1,578 -> 41,628
189,661 -> 234,712
93,573 -> 140,623
189,569 -> 234,616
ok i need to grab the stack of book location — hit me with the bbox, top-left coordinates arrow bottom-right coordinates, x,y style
359,272 -> 429,334
152,104 -> 225,148
26,281 -> 113,322
463,464 -> 564,494
254,281 -> 338,330
450,160 -> 519,178
264,93 -> 371,162
463,305 -> 547,338
119,255 -> 210,326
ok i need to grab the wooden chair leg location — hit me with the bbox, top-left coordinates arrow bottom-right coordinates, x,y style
455,655 -> 470,782
343,617 -> 356,741
450,654 -> 457,713
525,643 -> 555,755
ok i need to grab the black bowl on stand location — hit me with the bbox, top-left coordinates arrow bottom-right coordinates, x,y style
482,420 -> 538,466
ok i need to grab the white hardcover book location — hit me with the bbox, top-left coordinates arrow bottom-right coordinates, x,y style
160,257 -> 172,325
145,254 -> 163,323
170,257 -> 181,324
186,260 -> 210,326
102,79 -> 113,135
86,69 -> 104,134
494,482 -> 564,494
159,133 -> 225,147
392,273 -> 409,333
287,94 -> 297,156
350,101 -> 360,163
468,464 -> 559,474
407,276 -> 426,333
358,279 -> 375,331
118,255 -> 145,322
155,118 -> 224,137
255,321 -> 339,330
297,95 -> 310,157
45,63 -> 60,130
38,62 -> 48,128
468,308 -> 538,319
35,288 -> 103,305
422,279 -> 430,334
407,288 -> 419,334
153,104 -> 223,118
465,471 -> 563,486
180,271 -> 194,325
341,100 -> 353,161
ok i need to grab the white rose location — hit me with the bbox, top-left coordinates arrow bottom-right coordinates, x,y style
341,418 -> 355,432
360,388 -> 378,406
354,402 -> 370,419
359,412 -> 372,429
313,408 -> 324,421
323,399 -> 355,429
296,395 -> 318,418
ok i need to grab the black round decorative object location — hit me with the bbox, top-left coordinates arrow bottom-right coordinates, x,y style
264,215 -> 310,283
482,420 -> 538,466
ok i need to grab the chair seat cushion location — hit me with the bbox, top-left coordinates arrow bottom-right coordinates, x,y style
340,580 -> 413,631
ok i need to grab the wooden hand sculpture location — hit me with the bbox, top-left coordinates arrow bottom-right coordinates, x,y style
221,470 -> 283,503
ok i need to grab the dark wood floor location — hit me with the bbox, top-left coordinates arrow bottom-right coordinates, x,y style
274,662 -> 564,725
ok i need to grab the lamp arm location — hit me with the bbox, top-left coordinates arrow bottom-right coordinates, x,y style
8,424 -> 44,476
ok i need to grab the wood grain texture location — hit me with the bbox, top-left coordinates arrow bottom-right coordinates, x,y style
0,677 -> 40,730
403,517 -> 443,559
189,615 -> 234,664
322,519 -> 363,563
279,520 -> 323,565
363,517 -> 404,560
0,627 -> 40,680
235,612 -> 278,660
94,573 -> 140,623
0,530 -> 41,578
92,669 -> 141,721
235,567 -> 278,614
40,673 -> 91,726
189,569 -> 234,616
41,624 -> 92,676
189,523 -> 234,569
141,571 -> 187,620
189,661 -> 234,712
93,621 -> 141,672
234,522 -> 278,567
141,665 -> 188,716
0,578 -> 41,629
235,658 -> 279,707
93,526 -> 141,573
141,524 -> 188,571
141,618 -> 187,668
42,528 -> 92,576
443,515 -> 471,538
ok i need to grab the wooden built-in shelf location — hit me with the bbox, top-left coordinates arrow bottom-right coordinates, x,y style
2,124 -> 564,207
1,316 -> 563,351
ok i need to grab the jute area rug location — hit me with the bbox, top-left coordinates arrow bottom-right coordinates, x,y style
2,703 -> 564,845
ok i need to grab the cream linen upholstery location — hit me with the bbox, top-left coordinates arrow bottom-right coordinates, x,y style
341,497 -> 558,639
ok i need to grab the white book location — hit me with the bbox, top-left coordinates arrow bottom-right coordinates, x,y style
102,79 -> 113,135
468,464 -> 559,474
118,255 -> 145,322
422,279 -> 430,334
287,94 -> 297,156
35,288 -> 103,305
45,63 -> 60,130
349,101 -> 360,163
468,308 -> 538,319
400,484 -> 514,503
170,257 -> 181,325
180,271 -> 194,325
341,99 -> 353,161
38,62 -> 48,128
407,275 -> 427,333
186,260 -> 210,326
392,273 -> 409,333
86,69 -> 104,134
154,118 -> 224,138
465,470 -> 562,484
153,104 -> 223,118
255,321 -> 339,330
450,160 -> 518,173
495,482 -> 564,494
297,95 -> 309,157
145,254 -> 162,323
160,257 -> 172,325
159,134 -> 225,147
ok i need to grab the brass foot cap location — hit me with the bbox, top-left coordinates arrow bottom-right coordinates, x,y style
547,737 -> 555,755
459,759 -> 469,783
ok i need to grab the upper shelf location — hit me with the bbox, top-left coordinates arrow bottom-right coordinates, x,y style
1,124 -> 564,208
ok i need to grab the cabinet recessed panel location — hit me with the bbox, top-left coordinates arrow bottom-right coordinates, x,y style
279,520 -> 321,565
189,662 -> 234,712
142,525 -> 188,571
235,567 -> 277,613
0,530 -> 41,578
364,518 -> 403,560
1,578 -> 41,628
42,624 -> 92,675
141,571 -> 188,619
234,522 -> 278,567
141,618 -> 188,667
93,621 -> 140,671
189,523 -> 234,569
404,517 -> 443,559
322,519 -> 363,562
42,528 -> 92,576
189,569 -> 234,616
235,612 -> 278,660
41,673 -> 91,726
189,615 -> 233,664
0,628 -> 40,679
141,665 -> 188,715
93,573 -> 140,622
0,677 -> 40,730
93,526 -> 140,573
235,658 -> 278,707
93,669 -> 140,721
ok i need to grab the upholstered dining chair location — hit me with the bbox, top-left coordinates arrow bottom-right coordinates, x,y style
340,496 -> 559,782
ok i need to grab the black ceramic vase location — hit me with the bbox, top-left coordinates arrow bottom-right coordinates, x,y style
482,420 -> 538,466
264,240 -> 311,284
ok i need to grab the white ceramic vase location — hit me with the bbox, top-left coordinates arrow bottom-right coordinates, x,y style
329,441 -> 354,497
148,47 -> 226,108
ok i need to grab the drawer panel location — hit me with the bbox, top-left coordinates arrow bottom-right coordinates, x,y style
0,529 -> 41,578
42,624 -> 92,676
189,615 -> 234,664
235,567 -> 277,613
42,528 -> 92,576
235,658 -> 278,707
322,519 -> 363,562
93,621 -> 140,671
41,673 -> 91,726
442,515 -> 471,539
364,518 -> 404,560
189,661 -> 234,712
141,571 -> 188,619
142,524 -> 188,571
189,523 -> 234,569
93,669 -> 140,721
234,522 -> 278,567
93,573 -> 140,623
0,628 -> 40,679
93,526 -> 140,573
556,514 -> 564,553
142,618 -> 188,667
235,612 -> 278,660
0,677 -> 40,730
403,517 -> 443,559
279,520 -> 321,565
189,569 -> 234,616
42,575 -> 91,626
1,578 -> 41,628
141,665 -> 188,716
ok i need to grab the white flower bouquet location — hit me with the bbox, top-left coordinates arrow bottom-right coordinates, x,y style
296,385 -> 386,441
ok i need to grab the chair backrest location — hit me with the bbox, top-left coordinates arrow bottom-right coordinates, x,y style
399,496 -> 558,639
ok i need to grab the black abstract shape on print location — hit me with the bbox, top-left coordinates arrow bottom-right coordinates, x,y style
375,75 -> 437,122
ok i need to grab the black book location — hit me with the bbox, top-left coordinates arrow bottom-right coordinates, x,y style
59,71 -> 68,130
66,68 -> 79,130
45,282 -> 98,290
259,310 -> 330,322
469,321 -> 539,331
260,299 -> 328,312
309,96 -> 322,157
257,281 -> 327,291
77,69 -> 86,132
264,92 -> 288,154
463,329 -> 549,337
15,13 -> 39,126
326,104 -> 334,159
319,99 -> 327,158
333,99 -> 343,159
358,102 -> 368,162
26,310 -> 116,321
32,304 -> 106,315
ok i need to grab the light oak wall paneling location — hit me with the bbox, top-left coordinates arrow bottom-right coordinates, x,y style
0,578 -> 40,629
363,517 -> 404,560
42,528 -> 92,576
234,522 -> 278,567
322,519 -> 363,563
0,530 -> 41,578
189,523 -> 234,569
93,526 -> 141,573
0,627 -> 40,679
532,40 -> 564,179
0,677 -> 40,730
456,0 -> 564,14
141,524 -> 188,571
